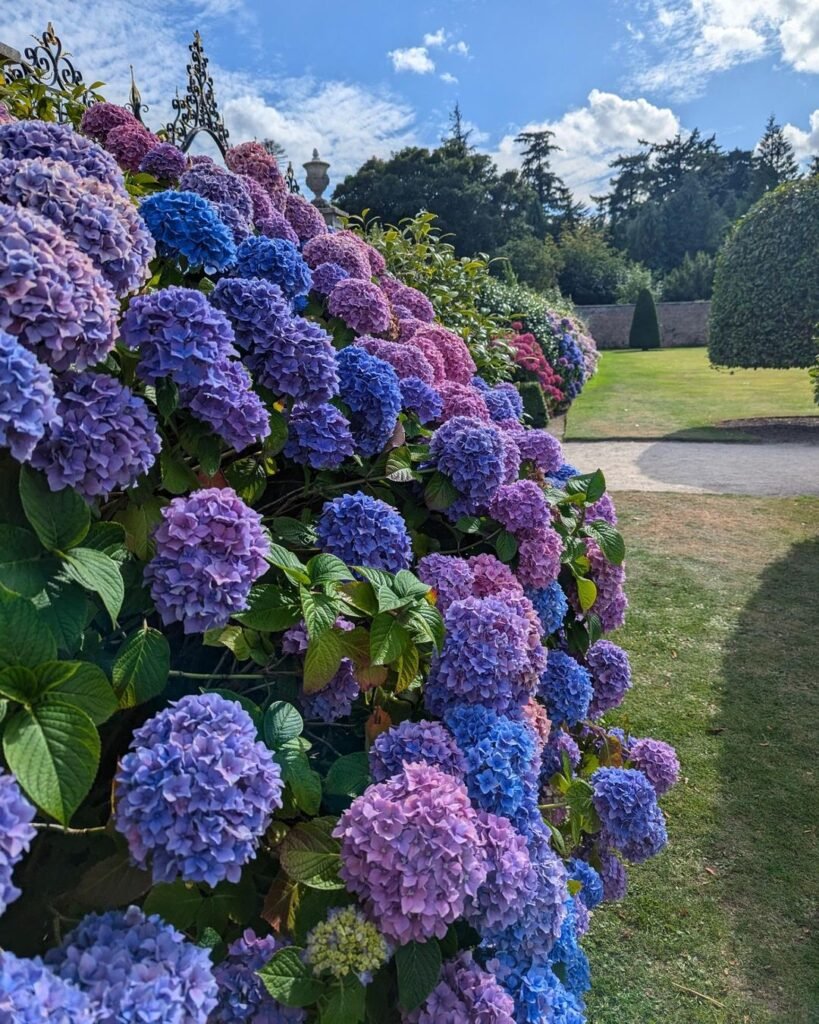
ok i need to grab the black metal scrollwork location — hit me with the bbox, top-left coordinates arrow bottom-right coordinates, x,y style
163,31 -> 230,156
2,22 -> 93,123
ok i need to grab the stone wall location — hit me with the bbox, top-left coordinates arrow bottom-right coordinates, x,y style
576,300 -> 710,349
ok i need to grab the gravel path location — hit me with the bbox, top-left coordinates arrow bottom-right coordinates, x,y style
562,440 -> 819,496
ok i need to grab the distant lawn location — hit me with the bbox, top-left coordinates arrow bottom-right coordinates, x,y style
566,347 -> 817,441
585,492 -> 819,1024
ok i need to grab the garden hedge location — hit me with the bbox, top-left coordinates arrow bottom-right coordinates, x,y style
629,288 -> 661,350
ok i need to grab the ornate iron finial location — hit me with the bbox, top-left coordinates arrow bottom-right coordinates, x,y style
285,161 -> 301,195
125,65 -> 148,124
164,30 -> 230,156
1,22 -> 92,122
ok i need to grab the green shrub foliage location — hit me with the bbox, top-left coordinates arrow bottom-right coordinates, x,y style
629,288 -> 661,350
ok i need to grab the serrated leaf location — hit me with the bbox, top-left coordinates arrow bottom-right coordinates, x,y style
391,571 -> 431,600
495,530 -> 518,563
112,627 -> 170,707
277,741 -> 322,815
339,581 -> 378,616
0,666 -> 38,703
584,469 -> 606,504
396,939 -> 442,1012
424,471 -> 458,511
82,522 -> 127,559
324,751 -> 370,797
160,450 -> 198,494
144,880 -> 204,930
369,614 -> 409,665
37,582 -> 89,656
73,850 -> 151,908
307,554 -> 353,585
320,977 -> 365,1024
575,576 -> 598,613
236,585 -> 301,632
0,525 -> 57,597
395,643 -> 420,693
19,466 -> 90,552
63,548 -> 124,625
303,631 -> 343,693
114,500 -> 164,561
259,947 -> 324,1007
266,407 -> 289,456
267,543 -> 311,585
279,819 -> 343,889
224,457 -> 268,505
407,603 -> 445,651
36,661 -> 118,724
300,588 -> 339,639
351,566 -> 393,590
272,516 -> 317,547
586,521 -> 626,565
263,701 -> 303,748
0,597 -> 57,669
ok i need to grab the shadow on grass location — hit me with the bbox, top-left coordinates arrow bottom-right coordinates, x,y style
712,536 -> 819,1020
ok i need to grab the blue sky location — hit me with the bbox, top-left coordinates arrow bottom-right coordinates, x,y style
2,0 -> 817,200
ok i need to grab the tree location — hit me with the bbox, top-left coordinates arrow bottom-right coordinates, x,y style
443,101 -> 472,154
556,224 -> 631,305
752,115 -> 799,197
629,288 -> 661,349
492,234 -> 562,292
808,155 -> 819,177
709,177 -> 819,368
515,128 -> 578,233
262,137 -> 287,162
661,251 -> 715,301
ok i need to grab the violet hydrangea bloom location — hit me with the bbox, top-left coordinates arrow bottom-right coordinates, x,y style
356,335 -> 436,384
0,119 -> 124,189
46,905 -> 218,1023
628,738 -> 680,795
334,762 -> 487,944
225,141 -> 287,211
369,719 -> 466,783
115,693 -> 283,885
591,767 -> 668,863
328,277 -> 392,335
145,487 -> 269,633
300,661 -> 360,723
436,380 -> 491,422
0,203 -> 118,372
586,639 -> 632,717
335,346 -> 402,456
489,480 -> 550,535
465,811 -> 537,933
517,526 -> 564,589
467,552 -> 523,599
380,275 -> 435,323
0,951 -> 94,1024
284,192 -> 327,242
0,330 -> 58,463
140,190 -> 236,273
416,553 -> 474,614
538,649 -> 593,726
302,231 -> 372,279
578,538 -> 628,632
599,848 -> 628,901
246,314 -> 339,407
404,951 -> 515,1024
257,208 -> 299,245
428,416 -> 506,514
140,142 -> 187,181
311,261 -> 350,297
235,237 -> 312,300
516,428 -> 564,474
305,907 -> 389,984
212,930 -> 304,1024
283,403 -> 354,469
179,359 -> 270,451
527,582 -> 569,637
104,121 -> 158,172
586,491 -> 618,525
179,165 -> 254,223
80,102 -> 138,144
209,277 -> 291,351
31,371 -> 160,500
0,770 -> 36,916
316,491 -> 412,573
239,173 -> 274,225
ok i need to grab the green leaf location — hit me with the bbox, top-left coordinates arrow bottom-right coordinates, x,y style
0,666 -> 39,703
339,581 -> 378,616
324,752 -> 370,798
3,698 -> 99,823
160,450 -> 199,494
37,583 -> 89,654
82,521 -> 127,559
396,939 -> 442,1012
267,543 -> 311,585
114,500 -> 164,561
112,627 -> 170,707
424,471 -> 458,511
369,613 -> 410,665
19,466 -> 89,552
63,548 -> 124,625
265,407 -> 289,455
374,586 -> 415,614
300,588 -> 339,639
495,530 -> 519,563
277,741 -> 322,816
584,469 -> 606,504
155,378 -> 179,420
575,576 -> 598,613
586,521 -> 626,565
36,661 -> 118,724
0,525 -> 57,596
73,850 -> 151,908
351,567 -> 394,590
236,585 -> 301,632
320,978 -> 365,1024
385,447 -> 418,483
391,571 -> 431,600
224,457 -> 267,505
263,701 -> 304,748
144,880 -> 204,930
259,947 -> 324,1007
407,603 -> 445,651
279,819 -> 344,889
0,597 -> 57,670
307,554 -> 354,585
303,631 -> 343,693
395,643 -> 420,693
272,516 -> 318,547
453,515 -> 482,534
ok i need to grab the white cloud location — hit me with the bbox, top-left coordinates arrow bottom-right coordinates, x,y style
440,72 -> 459,85
490,89 -> 681,202
449,40 -> 470,57
388,46 -> 435,74
423,29 -> 447,48
783,109 -> 819,162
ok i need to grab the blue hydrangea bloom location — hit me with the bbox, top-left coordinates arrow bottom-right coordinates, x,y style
557,330 -> 586,403
45,905 -> 218,1023
492,953 -> 585,1024
400,376 -> 443,424
369,720 -> 466,783
591,767 -> 668,863
209,277 -> 291,351
115,693 -> 284,885
212,929 -> 304,1023
548,896 -> 591,998
0,951 -> 94,1023
541,728 -> 581,780
316,492 -> 412,573
335,346 -> 402,457
428,416 -> 506,514
0,330 -> 57,462
235,237 -> 312,300
179,359 -> 270,452
0,119 -> 124,189
538,650 -> 593,726
140,190 -> 236,273
485,383 -> 524,422
527,582 -> 569,637
311,261 -> 350,296
245,314 -> 339,408
0,771 -> 36,917
283,403 -> 354,469
549,462 -> 580,487
568,858 -> 604,910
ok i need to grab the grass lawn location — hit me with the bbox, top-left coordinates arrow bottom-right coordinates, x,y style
584,492 -> 819,1024
566,347 -> 817,442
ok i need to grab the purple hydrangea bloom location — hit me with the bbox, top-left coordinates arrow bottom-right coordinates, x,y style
0,104 -> 13,126
369,720 -> 466,782
416,553 -> 474,614
436,380 -> 491,423
0,330 -> 58,462
516,428 -> 564,474
140,190 -> 236,273
527,582 -> 569,637
428,416 -> 506,514
591,767 -> 668,863
179,165 -> 254,223
31,371 -> 160,500
0,770 -> 36,916
311,261 -> 350,296
104,121 -> 158,172
179,359 -> 270,451
328,277 -> 391,335
46,905 -> 218,1023
379,275 -> 435,322
0,156 -> 154,297
446,704 -> 542,833
240,174 -> 274,225
586,639 -> 632,718
628,738 -> 680,795
115,693 -> 283,885
410,325 -> 476,385
489,480 -> 550,535
214,200 -> 253,245
599,848 -> 628,901
145,487 -> 269,633
0,951 -> 94,1023
586,491 -> 618,525
334,762 -> 486,944
538,650 -> 593,726
316,491 -> 412,573
300,660 -> 360,723
541,728 -> 581,779
517,527 -> 564,589
212,929 -> 303,1023
547,896 -> 591,999
425,596 -> 545,717
579,539 -> 628,632
466,811 -> 537,933
467,553 -> 524,599
0,203 -> 118,372
121,286 -> 238,387
235,237 -> 312,300
80,102 -> 138,144
335,346 -> 402,456
140,142 -> 187,181
225,142 -> 287,212
405,951 -> 516,1024
283,403 -> 354,469
284,193 -> 327,242
400,376 -> 443,424
569,858 -> 604,910
0,119 -> 124,189
303,232 -> 372,279
485,383 -> 523,422
246,314 -> 339,407
356,335 -> 436,384
210,277 -> 291,351
257,208 -> 299,245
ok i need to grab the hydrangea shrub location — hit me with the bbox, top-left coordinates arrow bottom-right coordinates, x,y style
0,111 -> 676,1024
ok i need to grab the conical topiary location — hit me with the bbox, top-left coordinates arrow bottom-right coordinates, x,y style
629,288 -> 661,350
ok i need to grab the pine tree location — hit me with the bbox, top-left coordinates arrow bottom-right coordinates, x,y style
515,129 -> 578,232
629,288 -> 661,350
443,102 -> 472,154
808,155 -> 819,178
262,138 -> 287,162
754,115 -> 799,195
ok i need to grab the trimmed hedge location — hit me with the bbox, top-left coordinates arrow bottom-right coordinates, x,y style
709,177 -> 819,368
629,288 -> 661,349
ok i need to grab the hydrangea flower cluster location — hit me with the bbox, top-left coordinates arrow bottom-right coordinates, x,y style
416,553 -> 475,613
380,275 -> 435,322
357,335 -> 436,383
303,231 -> 372,279
316,492 -> 412,573
80,102 -> 138,144
400,376 -> 443,423
140,141 -> 187,181
428,416 -> 506,514
436,380 -> 491,422
225,141 -> 288,211
179,165 -> 255,225
31,371 -> 160,500
540,728 -> 581,779
369,719 -> 466,782
46,905 -> 218,1023
115,693 -> 283,885
405,952 -> 516,1024
547,897 -> 591,1000
628,738 -> 681,795
283,403 -> 354,469
0,120 -> 124,188
0,771 -> 36,916
599,849 -> 628,902
212,930 -> 304,1024
591,767 -> 668,863
140,190 -> 236,273
305,907 -> 390,983
335,345 -> 402,456
144,488 -> 270,633
328,278 -> 392,335
485,382 -> 524,422
0,330 -> 57,462
466,811 -> 537,932
300,660 -> 360,723
516,427 -> 564,474
180,359 -> 270,452
490,951 -> 583,1024
334,763 -> 487,944
235,237 -> 312,300
569,858 -> 605,910
0,951 -> 94,1024
586,639 -> 632,717
527,582 -> 569,636
311,260 -> 349,296
285,193 -> 327,242
104,121 -> 158,172
578,539 -> 628,632
409,325 -> 476,384
538,650 -> 593,726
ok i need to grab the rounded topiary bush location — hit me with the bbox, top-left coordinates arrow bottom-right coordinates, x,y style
709,177 -> 819,368
629,288 -> 661,350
